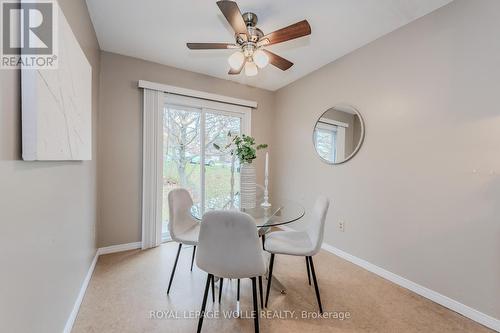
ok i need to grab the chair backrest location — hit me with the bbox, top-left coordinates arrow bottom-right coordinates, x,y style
168,188 -> 196,241
196,210 -> 266,279
306,196 -> 330,255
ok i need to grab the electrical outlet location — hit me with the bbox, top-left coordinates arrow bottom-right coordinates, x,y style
339,221 -> 345,232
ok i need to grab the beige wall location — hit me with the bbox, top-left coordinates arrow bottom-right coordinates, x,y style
1,0 -> 498,329
272,0 -> 500,319
0,1 -> 100,332
98,52 -> 274,247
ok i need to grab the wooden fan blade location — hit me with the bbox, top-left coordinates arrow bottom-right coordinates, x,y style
262,50 -> 293,70
228,62 -> 244,75
216,1 -> 248,37
258,20 -> 311,46
187,43 -> 238,50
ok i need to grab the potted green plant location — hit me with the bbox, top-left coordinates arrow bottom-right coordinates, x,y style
214,133 -> 267,208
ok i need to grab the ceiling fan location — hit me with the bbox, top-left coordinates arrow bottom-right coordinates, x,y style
186,0 -> 311,77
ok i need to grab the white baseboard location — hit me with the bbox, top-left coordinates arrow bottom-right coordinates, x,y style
97,241 -> 142,255
63,251 -> 99,333
276,225 -> 499,331
63,242 -> 142,332
320,243 -> 500,332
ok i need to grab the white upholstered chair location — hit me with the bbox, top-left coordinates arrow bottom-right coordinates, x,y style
218,184 -> 266,308
196,210 -> 266,333
166,188 -> 201,294
263,196 -> 330,312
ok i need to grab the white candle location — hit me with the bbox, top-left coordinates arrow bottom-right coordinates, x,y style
265,152 -> 269,178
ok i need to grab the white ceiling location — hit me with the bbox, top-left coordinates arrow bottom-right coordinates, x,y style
86,0 -> 452,91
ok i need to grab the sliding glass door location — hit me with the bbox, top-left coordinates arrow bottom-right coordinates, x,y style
162,96 -> 249,241
204,111 -> 242,210
162,105 -> 202,240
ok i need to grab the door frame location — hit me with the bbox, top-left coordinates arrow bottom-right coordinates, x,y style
162,93 -> 252,238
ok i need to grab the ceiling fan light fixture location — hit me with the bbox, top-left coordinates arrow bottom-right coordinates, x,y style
228,51 -> 245,70
253,49 -> 269,68
244,61 -> 258,76
187,2 -> 310,76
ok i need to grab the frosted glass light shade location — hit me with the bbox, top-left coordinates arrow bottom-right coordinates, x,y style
244,61 -> 258,76
253,49 -> 269,68
228,51 -> 245,70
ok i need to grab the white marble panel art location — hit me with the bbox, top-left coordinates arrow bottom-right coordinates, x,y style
22,2 -> 92,161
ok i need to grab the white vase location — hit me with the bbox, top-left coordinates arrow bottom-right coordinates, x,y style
240,162 -> 256,209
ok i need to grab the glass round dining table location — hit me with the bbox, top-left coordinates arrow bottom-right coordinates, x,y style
190,196 -> 305,228
191,195 -> 304,297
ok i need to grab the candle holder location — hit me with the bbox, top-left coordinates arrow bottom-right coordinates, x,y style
261,171 -> 271,207
261,195 -> 271,207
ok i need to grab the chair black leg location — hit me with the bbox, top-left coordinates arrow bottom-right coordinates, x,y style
265,253 -> 275,308
306,256 -> 311,286
237,279 -> 240,301
261,234 -> 265,250
197,274 -> 212,333
258,276 -> 263,309
167,243 -> 182,294
251,277 -> 260,333
218,278 -> 224,303
308,256 -> 323,313
211,276 -> 215,302
190,246 -> 196,271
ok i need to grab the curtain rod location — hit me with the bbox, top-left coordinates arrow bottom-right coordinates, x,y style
138,80 -> 258,109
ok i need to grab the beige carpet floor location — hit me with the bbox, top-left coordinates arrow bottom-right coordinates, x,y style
72,242 -> 493,333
